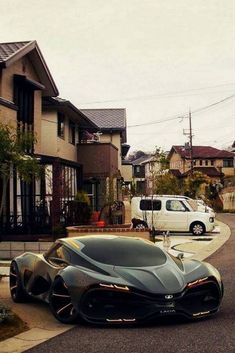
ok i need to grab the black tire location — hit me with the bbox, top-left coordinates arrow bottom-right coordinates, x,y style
132,219 -> 148,230
49,277 -> 80,324
135,223 -> 147,230
9,261 -> 28,302
190,222 -> 205,236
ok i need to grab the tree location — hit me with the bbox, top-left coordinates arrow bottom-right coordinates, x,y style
154,146 -> 169,170
0,123 -> 42,220
183,171 -> 210,198
153,173 -> 182,195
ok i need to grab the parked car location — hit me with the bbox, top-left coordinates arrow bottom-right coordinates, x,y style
153,195 -> 215,216
9,235 -> 223,324
131,196 -> 215,235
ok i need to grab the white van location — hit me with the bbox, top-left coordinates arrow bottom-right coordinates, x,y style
131,196 -> 215,235
154,195 -> 215,216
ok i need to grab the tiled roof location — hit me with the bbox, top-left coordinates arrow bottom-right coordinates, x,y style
183,167 -> 223,177
0,41 -> 31,63
0,40 -> 58,96
80,109 -> 126,130
171,145 -> 234,159
131,154 -> 154,165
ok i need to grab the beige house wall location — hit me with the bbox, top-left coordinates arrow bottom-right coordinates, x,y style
0,56 -> 43,154
1,57 -> 40,102
222,167 -> 235,177
0,104 -> 17,127
169,152 -> 185,172
41,111 -> 78,162
121,164 -> 132,182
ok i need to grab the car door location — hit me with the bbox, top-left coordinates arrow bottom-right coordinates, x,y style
29,243 -> 71,300
162,199 -> 189,231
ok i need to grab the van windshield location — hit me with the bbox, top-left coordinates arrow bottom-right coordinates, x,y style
186,199 -> 198,211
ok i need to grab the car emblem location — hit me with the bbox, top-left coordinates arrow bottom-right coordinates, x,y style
165,294 -> 173,299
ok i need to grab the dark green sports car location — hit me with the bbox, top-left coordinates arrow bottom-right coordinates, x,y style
10,235 -> 223,324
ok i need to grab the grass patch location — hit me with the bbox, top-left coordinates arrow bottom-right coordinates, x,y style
0,310 -> 29,342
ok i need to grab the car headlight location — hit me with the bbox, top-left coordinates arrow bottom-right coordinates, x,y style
209,217 -> 214,223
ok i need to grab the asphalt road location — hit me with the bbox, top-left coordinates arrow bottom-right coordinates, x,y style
25,214 -> 235,353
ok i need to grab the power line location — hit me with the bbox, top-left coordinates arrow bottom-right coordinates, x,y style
127,94 -> 235,128
80,82 -> 235,104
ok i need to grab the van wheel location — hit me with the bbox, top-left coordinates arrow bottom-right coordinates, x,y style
134,221 -> 147,230
190,222 -> 205,236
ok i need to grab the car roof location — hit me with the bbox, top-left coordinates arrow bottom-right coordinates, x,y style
60,235 -> 167,267
60,235 -> 153,249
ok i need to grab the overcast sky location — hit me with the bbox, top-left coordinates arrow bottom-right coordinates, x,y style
1,0 -> 235,153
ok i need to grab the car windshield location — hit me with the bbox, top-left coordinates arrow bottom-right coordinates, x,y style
186,199 -> 198,211
78,237 -> 167,267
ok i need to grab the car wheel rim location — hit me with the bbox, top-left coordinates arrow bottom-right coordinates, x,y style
136,223 -> 145,230
50,279 -> 76,321
193,224 -> 203,235
10,263 -> 18,299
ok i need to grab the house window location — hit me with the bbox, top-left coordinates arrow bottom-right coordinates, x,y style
205,160 -> 208,166
199,160 -> 203,166
211,160 -> 214,166
57,113 -> 65,139
14,77 -> 34,153
223,159 -> 234,167
136,166 -> 140,173
69,120 -> 76,145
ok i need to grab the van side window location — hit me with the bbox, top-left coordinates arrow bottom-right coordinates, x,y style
166,200 -> 187,212
140,200 -> 161,211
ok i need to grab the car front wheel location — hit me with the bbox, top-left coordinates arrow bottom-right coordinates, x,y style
49,277 -> 80,324
190,222 -> 205,236
10,261 -> 28,302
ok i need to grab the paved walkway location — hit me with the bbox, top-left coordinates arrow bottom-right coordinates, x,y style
0,219 -> 231,353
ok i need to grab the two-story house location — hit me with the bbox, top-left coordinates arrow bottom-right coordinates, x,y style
41,97 -> 98,227
130,154 -> 163,195
79,109 -> 128,208
0,41 -> 97,236
168,145 -> 235,181
0,41 -> 59,236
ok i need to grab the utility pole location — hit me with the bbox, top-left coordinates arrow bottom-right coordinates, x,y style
189,109 -> 193,174
183,109 -> 194,174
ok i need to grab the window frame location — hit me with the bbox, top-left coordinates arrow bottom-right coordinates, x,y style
69,120 -> 76,145
57,113 -> 65,139
166,199 -> 188,212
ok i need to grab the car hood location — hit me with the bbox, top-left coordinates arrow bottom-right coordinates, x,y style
113,264 -> 186,294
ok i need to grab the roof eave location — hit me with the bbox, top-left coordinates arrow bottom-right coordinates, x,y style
1,40 -> 59,97
43,98 -> 98,130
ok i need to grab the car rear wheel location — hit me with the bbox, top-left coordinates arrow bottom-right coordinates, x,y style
132,220 -> 148,230
190,222 -> 205,236
49,277 -> 80,324
10,261 -> 28,302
